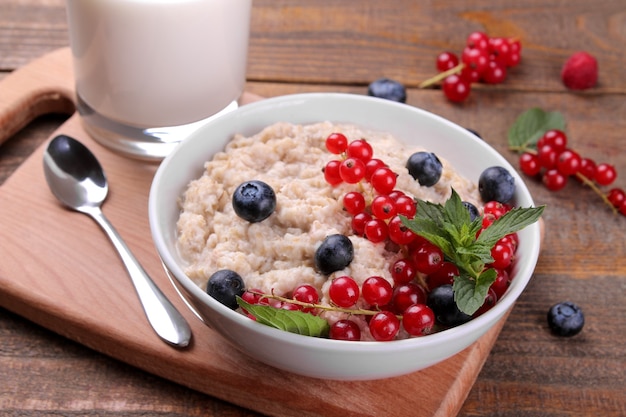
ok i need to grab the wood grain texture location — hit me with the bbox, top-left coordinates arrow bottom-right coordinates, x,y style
1,1 -> 625,416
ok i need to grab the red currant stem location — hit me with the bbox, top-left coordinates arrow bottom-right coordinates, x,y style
508,145 -> 536,154
575,172 -> 619,215
249,290 -> 402,319
418,63 -> 466,89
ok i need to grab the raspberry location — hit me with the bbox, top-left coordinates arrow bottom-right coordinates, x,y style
561,51 -> 598,90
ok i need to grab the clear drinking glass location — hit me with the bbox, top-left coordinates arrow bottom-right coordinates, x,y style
65,0 -> 252,161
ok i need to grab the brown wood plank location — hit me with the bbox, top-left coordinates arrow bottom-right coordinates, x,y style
1,0 -> 625,92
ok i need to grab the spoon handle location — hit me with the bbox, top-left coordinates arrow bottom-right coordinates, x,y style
83,206 -> 192,347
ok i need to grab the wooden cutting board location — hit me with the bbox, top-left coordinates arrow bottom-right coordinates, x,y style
0,47 -> 509,417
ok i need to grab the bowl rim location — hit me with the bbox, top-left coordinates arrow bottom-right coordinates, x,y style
149,92 -> 542,351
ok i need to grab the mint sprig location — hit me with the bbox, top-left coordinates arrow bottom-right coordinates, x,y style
508,107 -> 565,153
237,297 -> 330,337
401,189 -> 544,315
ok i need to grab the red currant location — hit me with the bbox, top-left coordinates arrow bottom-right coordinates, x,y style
369,311 -> 400,341
426,261 -> 459,290
365,158 -> 386,181
442,74 -> 471,102
482,60 -> 507,84
343,191 -> 366,215
489,241 -> 514,270
402,304 -> 435,336
490,269 -> 510,299
323,160 -> 343,186
488,37 -> 512,66
542,168 -> 568,191
556,149 -> 581,176
325,133 -> 348,154
461,46 -> 489,73
370,167 -> 397,195
391,283 -> 427,314
292,284 -> 319,312
387,215 -> 417,245
537,144 -> 559,169
466,31 -> 490,51
578,157 -> 597,180
329,276 -> 360,308
519,152 -> 541,176
364,218 -> 389,243
362,276 -> 393,307
390,258 -> 417,286
346,139 -> 373,162
474,287 -> 498,317
484,200 -> 510,219
394,195 -> 417,218
436,51 -> 459,72
351,212 -> 372,236
607,188 -> 626,208
371,195 -> 397,220
506,39 -> 522,67
412,242 -> 444,274
339,157 -> 366,184
329,319 -> 361,341
594,163 -> 617,186
460,65 -> 482,83
537,129 -> 567,152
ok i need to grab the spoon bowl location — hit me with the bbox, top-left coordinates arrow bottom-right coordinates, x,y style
43,134 -> 192,348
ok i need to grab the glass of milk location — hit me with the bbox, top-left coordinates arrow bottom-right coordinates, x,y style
65,0 -> 252,160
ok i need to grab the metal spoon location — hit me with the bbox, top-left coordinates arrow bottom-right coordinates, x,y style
43,134 -> 191,348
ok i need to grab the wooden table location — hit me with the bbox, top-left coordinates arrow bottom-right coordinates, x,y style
1,1 -> 624,416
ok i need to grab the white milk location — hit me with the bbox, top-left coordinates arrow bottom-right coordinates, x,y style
66,0 -> 251,128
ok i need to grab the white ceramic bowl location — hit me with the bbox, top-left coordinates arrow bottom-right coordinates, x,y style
149,93 -> 541,381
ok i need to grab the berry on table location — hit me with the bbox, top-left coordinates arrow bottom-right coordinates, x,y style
561,51 -> 598,90
419,32 -> 522,102
367,78 -> 407,103
436,51 -> 459,72
547,301 -> 585,337
442,74 -> 471,103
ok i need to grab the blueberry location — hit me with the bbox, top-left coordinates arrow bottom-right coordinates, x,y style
427,284 -> 472,327
406,151 -> 443,187
463,201 -> 480,221
465,128 -> 482,139
207,269 -> 246,310
232,180 -> 276,223
314,234 -> 354,275
478,166 -> 515,203
367,78 -> 407,103
547,301 -> 584,337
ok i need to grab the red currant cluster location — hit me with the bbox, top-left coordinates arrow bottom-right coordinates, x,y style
323,133 -> 520,340
517,129 -> 624,216
423,31 -> 522,102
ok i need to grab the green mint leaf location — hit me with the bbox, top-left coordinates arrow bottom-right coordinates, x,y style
507,108 -> 566,152
237,297 -> 330,337
453,269 -> 498,315
443,189 -> 471,226
477,205 -> 545,248
401,188 -> 544,316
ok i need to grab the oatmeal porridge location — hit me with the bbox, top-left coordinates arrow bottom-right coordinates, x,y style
176,121 -> 481,338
